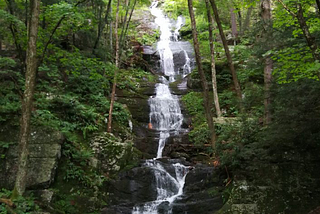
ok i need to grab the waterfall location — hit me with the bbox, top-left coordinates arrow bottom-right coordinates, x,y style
182,50 -> 191,77
132,2 -> 190,213
173,16 -> 184,42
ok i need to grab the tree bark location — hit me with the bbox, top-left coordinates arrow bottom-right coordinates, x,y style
109,5 -> 113,55
209,0 -> 242,102
188,0 -> 217,148
316,0 -> 320,15
119,0 -> 130,46
296,3 -> 320,61
261,0 -> 273,126
205,0 -> 221,118
93,0 -> 112,52
230,7 -> 238,44
241,6 -> 253,35
237,8 -> 242,34
107,0 -> 120,133
12,0 -> 40,198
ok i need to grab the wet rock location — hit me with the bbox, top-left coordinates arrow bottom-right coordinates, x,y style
107,166 -> 157,206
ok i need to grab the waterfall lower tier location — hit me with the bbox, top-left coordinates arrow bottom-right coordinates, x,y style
132,160 -> 188,214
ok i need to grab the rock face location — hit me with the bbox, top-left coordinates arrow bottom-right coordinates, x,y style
0,125 -> 63,189
171,164 -> 224,214
102,165 -> 157,214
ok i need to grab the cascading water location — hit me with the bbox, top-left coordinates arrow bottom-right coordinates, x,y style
132,2 -> 191,213
173,16 -> 184,42
181,50 -> 191,77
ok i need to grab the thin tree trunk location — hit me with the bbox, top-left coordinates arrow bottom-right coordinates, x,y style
241,6 -> 253,35
263,57 -> 272,125
237,8 -> 242,34
230,7 -> 238,45
119,0 -> 130,46
261,0 -> 273,126
188,0 -> 217,148
119,0 -> 137,57
93,0 -> 112,52
209,0 -> 242,102
107,0 -> 120,133
205,0 -> 221,118
12,0 -> 40,198
93,3 -> 103,51
316,0 -> 320,15
109,5 -> 113,55
277,0 -> 320,61
297,4 -> 320,61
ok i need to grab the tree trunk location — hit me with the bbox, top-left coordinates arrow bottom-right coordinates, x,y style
205,0 -> 221,118
316,0 -> 320,15
261,0 -> 273,126
209,0 -> 242,102
93,3 -> 103,51
263,57 -> 272,125
230,7 -> 238,45
297,4 -> 320,61
237,8 -> 242,34
93,0 -> 112,52
107,0 -> 120,133
109,5 -> 113,55
241,6 -> 253,35
12,0 -> 40,198
119,0 -> 130,46
188,0 -> 217,148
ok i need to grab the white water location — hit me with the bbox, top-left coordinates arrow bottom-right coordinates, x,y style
132,2 -> 190,213
181,50 -> 191,77
173,16 -> 184,42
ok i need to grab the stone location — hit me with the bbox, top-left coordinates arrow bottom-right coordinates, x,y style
90,132 -> 136,174
231,204 -> 258,214
0,125 -> 63,189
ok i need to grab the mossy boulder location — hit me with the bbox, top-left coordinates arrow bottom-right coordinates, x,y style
90,132 -> 140,174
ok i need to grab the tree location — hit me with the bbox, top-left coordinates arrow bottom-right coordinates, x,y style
276,0 -> 320,61
188,0 -> 217,148
107,0 -> 120,133
12,0 -> 40,197
209,0 -> 243,104
205,0 -> 221,118
230,7 -> 238,45
241,6 -> 253,35
261,0 -> 273,125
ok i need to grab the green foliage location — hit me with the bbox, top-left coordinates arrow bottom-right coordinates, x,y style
182,92 -> 204,117
0,189 -> 40,214
272,46 -> 320,83
216,117 -> 261,168
136,30 -> 160,45
188,122 -> 210,147
0,57 -> 22,123
62,142 -> 103,187
263,79 -> 320,151
0,141 -> 14,159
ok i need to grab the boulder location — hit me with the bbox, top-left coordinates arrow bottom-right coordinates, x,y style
0,125 -> 63,189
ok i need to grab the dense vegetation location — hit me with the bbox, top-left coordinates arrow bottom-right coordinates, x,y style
0,0 -> 320,213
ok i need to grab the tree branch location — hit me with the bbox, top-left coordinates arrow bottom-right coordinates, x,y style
276,0 -> 297,17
